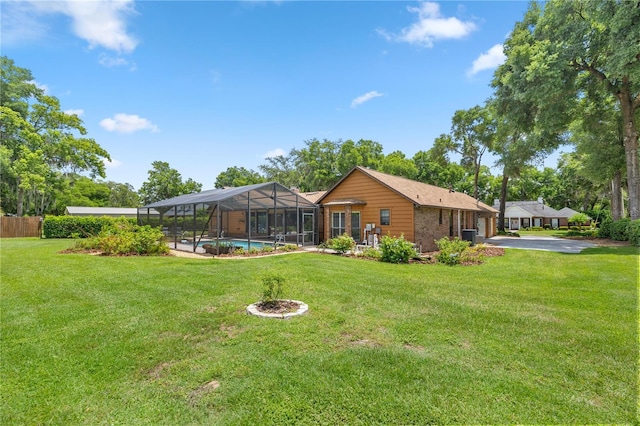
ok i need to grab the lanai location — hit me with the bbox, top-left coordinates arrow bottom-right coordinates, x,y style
137,182 -> 319,252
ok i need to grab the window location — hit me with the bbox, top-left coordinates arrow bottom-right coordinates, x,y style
439,209 -> 443,225
331,212 -> 345,238
380,209 -> 390,226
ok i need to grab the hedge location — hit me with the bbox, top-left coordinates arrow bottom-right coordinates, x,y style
598,218 -> 640,247
43,216 -> 137,239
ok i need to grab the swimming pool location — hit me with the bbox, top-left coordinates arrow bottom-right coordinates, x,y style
198,239 -> 274,250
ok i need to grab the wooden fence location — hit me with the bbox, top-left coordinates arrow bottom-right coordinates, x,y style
0,216 -> 42,238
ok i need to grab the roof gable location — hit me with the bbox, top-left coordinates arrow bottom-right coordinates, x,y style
318,166 -> 497,213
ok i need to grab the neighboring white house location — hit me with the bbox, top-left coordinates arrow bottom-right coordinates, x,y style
493,199 -> 566,230
65,206 -> 138,218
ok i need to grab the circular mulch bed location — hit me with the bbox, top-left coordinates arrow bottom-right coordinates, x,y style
246,300 -> 308,319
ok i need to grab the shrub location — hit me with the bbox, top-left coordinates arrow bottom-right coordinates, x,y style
260,271 -> 285,303
598,218 -> 613,239
260,245 -> 275,254
569,212 -> 590,229
459,244 -> 487,265
610,218 -> 631,241
357,246 -> 382,260
44,216 -> 136,238
75,219 -> 168,256
629,220 -> 640,247
328,233 -> 356,254
280,244 -> 299,252
435,237 -> 470,266
379,234 -> 417,264
543,224 -> 551,230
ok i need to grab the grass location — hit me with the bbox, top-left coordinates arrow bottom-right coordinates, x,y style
1,238 -> 638,424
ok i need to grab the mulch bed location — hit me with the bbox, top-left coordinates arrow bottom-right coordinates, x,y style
255,300 -> 300,314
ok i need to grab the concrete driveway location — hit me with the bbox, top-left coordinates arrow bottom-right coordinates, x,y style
486,235 -> 596,254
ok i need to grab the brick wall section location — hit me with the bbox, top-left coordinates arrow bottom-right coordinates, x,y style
414,207 -> 449,251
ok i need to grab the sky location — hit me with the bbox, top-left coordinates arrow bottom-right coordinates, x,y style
1,0 -> 554,191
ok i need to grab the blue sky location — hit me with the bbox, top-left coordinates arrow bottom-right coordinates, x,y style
2,0 -> 543,190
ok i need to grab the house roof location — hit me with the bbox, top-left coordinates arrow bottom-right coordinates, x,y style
493,200 -> 563,218
65,206 -> 138,216
558,207 -> 584,219
299,190 -> 326,204
318,166 -> 497,213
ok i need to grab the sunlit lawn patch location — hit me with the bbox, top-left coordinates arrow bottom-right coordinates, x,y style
1,238 -> 637,424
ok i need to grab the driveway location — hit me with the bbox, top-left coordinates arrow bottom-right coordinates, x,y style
486,235 -> 596,254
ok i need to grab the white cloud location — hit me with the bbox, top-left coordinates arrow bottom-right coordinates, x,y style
381,1 -> 477,47
65,109 -> 84,117
264,148 -> 286,158
31,80 -> 49,94
5,0 -> 138,53
103,158 -> 122,168
100,113 -> 159,133
98,54 -> 129,67
351,91 -> 384,108
467,44 -> 505,76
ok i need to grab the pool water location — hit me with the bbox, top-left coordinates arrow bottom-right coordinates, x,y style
198,239 -> 273,250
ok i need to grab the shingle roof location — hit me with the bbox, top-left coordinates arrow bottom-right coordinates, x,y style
319,166 -> 497,213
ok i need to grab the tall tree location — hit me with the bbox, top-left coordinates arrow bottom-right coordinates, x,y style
490,7 -> 568,230
1,57 -> 110,216
107,181 -> 140,208
138,161 -> 202,205
526,1 -> 640,218
379,151 -> 418,180
259,153 -> 301,189
336,139 -> 384,176
449,105 -> 495,199
214,166 -> 265,188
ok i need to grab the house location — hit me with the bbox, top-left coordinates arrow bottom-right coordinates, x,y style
65,206 -> 138,218
492,200 -> 567,230
316,166 -> 497,252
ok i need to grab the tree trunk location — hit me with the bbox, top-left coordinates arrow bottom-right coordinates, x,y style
618,89 -> 639,219
16,179 -> 24,217
473,161 -> 480,200
498,170 -> 509,232
611,170 -> 624,221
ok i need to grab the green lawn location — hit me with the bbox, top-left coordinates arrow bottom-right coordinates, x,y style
1,238 -> 637,424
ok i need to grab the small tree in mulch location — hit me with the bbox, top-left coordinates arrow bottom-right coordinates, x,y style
256,271 -> 299,314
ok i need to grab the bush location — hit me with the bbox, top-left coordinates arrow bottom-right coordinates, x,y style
610,218 -> 631,241
629,220 -> 640,247
74,219 -> 168,255
378,234 -> 417,264
357,246 -> 382,260
566,230 -> 598,238
435,237 -> 470,266
459,244 -> 487,265
44,216 -> 136,238
279,244 -> 299,252
328,233 -> 356,254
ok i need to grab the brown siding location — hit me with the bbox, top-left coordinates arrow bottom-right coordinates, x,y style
321,170 -> 414,241
0,216 -> 42,238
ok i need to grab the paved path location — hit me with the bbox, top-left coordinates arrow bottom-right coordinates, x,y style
486,235 -> 596,254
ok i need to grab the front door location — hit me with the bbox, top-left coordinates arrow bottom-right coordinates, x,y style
510,218 -> 520,230
477,217 -> 486,238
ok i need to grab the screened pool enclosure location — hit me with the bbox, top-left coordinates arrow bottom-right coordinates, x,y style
137,182 -> 319,252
